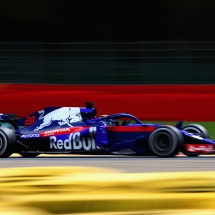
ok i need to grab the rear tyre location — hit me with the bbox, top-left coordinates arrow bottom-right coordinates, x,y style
149,125 -> 184,158
19,152 -> 40,158
182,124 -> 209,157
0,127 -> 16,158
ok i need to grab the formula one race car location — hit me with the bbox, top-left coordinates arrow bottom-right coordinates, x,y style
0,102 -> 214,158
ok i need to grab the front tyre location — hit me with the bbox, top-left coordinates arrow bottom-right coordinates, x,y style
149,125 -> 183,158
0,127 -> 16,158
182,124 -> 209,138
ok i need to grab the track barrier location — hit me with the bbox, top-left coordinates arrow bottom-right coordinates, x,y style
0,84 -> 215,121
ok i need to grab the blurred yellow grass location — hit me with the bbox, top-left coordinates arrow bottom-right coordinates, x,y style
1,208 -> 215,215
1,166 -> 215,214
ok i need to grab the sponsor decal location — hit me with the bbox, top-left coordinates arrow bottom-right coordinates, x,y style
34,107 -> 82,131
41,128 -> 71,137
40,127 -> 90,137
185,144 -> 214,153
21,134 -> 40,138
49,127 -> 97,150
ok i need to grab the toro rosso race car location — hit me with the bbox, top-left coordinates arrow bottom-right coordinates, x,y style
0,102 -> 214,158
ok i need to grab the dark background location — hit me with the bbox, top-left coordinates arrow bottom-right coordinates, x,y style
1,0 -> 215,42
0,1 -> 215,84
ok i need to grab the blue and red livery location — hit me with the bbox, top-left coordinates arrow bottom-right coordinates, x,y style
0,102 -> 214,158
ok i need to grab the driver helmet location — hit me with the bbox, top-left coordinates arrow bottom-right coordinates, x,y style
99,115 -> 119,126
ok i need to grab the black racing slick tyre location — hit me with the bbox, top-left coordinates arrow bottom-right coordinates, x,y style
182,124 -> 209,138
182,124 -> 210,157
19,153 -> 40,158
149,125 -> 184,158
0,127 -> 16,158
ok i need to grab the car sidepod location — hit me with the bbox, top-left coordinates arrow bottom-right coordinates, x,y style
17,126 -> 101,154
103,125 -> 157,155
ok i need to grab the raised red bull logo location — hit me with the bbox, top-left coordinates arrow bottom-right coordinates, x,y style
34,107 -> 82,131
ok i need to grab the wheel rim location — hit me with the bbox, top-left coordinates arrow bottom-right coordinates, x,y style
150,132 -> 175,156
0,132 -> 7,155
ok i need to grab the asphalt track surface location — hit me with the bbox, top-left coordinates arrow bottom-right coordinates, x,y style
1,154 -> 215,172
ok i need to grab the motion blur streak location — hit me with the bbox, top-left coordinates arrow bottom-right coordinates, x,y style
0,166 -> 215,214
0,84 -> 215,121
